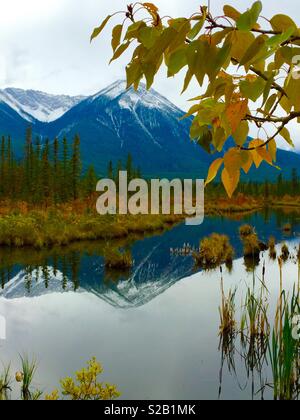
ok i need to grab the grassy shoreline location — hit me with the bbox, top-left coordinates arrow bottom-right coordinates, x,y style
1,194 -> 300,249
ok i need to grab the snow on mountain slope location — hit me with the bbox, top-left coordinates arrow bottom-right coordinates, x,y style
94,80 -> 180,113
0,88 -> 86,123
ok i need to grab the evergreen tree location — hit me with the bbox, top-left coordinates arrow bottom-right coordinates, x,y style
126,154 -> 133,180
71,135 -> 81,200
108,160 -> 114,179
84,165 -> 97,197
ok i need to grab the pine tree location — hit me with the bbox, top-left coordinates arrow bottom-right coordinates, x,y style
71,135 -> 81,200
291,168 -> 298,195
61,137 -> 69,201
24,126 -> 33,195
53,138 -> 59,203
84,165 -> 97,197
41,139 -> 51,206
108,161 -> 114,179
126,154 -> 133,180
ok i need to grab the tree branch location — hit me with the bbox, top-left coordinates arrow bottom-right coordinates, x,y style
240,112 -> 300,151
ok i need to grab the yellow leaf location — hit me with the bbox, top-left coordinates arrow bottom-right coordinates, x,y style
226,100 -> 248,133
221,167 -> 240,198
229,31 -> 255,62
205,158 -> 224,186
112,25 -> 123,52
233,121 -> 249,146
224,148 -> 243,173
223,5 -> 241,22
249,139 -> 272,168
279,127 -> 295,147
241,151 -> 253,174
90,15 -> 112,42
270,14 -> 297,34
268,139 -> 277,161
143,3 -> 159,13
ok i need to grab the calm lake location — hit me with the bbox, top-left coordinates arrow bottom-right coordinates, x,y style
1,208 -> 300,400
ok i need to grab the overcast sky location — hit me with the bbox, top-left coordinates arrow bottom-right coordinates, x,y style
0,0 -> 300,146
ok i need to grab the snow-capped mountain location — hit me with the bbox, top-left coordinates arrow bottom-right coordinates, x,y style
0,87 -> 86,123
41,80 -> 212,176
1,80 -> 300,179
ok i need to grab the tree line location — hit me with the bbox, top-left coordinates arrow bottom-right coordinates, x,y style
0,128 -> 97,204
207,169 -> 300,199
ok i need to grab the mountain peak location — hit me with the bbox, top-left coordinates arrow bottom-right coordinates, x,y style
90,80 -> 182,115
0,87 -> 86,122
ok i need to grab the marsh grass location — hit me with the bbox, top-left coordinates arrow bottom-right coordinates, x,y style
0,205 -> 182,249
241,233 -> 262,258
269,290 -> 300,400
218,249 -> 300,400
19,355 -> 42,401
194,234 -> 234,269
268,236 -> 277,260
0,357 -> 119,401
0,364 -> 11,400
281,244 -> 290,262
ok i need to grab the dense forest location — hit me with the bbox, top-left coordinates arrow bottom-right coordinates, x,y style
207,169 -> 300,199
0,128 -> 141,205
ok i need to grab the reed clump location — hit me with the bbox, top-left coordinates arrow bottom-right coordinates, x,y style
0,365 -> 11,401
269,291 -> 300,400
194,234 -> 234,269
239,224 -> 255,238
242,233 -> 261,257
219,287 -> 237,338
268,236 -> 277,260
281,243 -> 290,262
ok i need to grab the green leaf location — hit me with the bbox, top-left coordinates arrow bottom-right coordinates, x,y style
196,127 -> 213,154
239,35 -> 266,66
240,77 -> 265,101
213,127 -> 227,151
167,48 -> 187,77
90,15 -> 112,42
143,27 -> 177,64
112,25 -> 123,52
181,69 -> 193,93
279,127 -> 295,147
188,15 -> 205,40
125,21 -> 146,40
126,59 -> 143,88
266,27 -> 295,47
138,27 -> 161,49
232,121 -> 249,146
264,93 -> 277,114
228,31 -> 255,62
237,1 -> 262,31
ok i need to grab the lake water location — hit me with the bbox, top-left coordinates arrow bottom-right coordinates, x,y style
0,208 -> 300,400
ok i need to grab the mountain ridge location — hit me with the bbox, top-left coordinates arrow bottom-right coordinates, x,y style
0,81 -> 300,180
